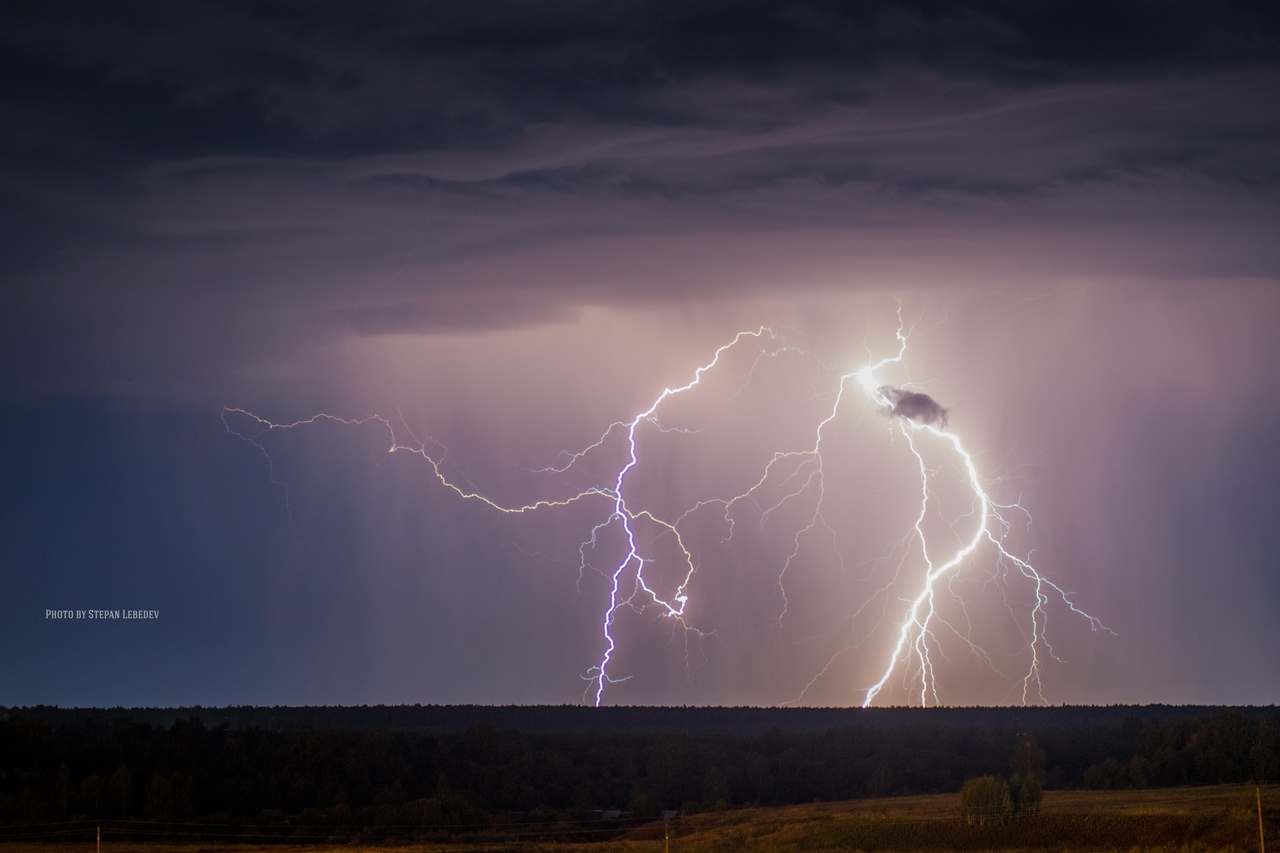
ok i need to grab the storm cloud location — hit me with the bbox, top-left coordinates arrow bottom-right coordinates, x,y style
2,0 -> 1279,401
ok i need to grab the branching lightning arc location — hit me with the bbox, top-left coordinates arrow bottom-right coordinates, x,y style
224,316 -> 1109,707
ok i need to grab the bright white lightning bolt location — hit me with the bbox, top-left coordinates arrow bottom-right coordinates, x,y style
849,320 -> 1111,707
224,313 -> 1108,707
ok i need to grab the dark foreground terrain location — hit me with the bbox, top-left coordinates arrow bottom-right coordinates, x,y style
0,785 -> 1276,851
2,705 -> 1277,849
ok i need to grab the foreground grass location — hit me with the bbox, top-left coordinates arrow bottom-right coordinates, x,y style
3,784 -> 1275,853
635,784 -> 1277,852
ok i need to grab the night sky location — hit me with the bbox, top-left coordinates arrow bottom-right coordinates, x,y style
4,1 -> 1280,708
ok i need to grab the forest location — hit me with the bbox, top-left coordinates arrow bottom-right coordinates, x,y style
0,705 -> 1276,842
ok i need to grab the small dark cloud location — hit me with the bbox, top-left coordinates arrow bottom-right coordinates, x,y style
878,386 -> 949,428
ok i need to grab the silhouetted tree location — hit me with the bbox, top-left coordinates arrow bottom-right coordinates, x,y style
55,763 -> 73,816
79,773 -> 105,816
1010,732 -> 1045,814
108,765 -> 132,818
958,775 -> 1012,826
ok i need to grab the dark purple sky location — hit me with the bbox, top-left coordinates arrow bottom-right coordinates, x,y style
3,0 -> 1279,708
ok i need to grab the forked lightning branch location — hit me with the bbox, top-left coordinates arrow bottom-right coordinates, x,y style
224,316 -> 1109,707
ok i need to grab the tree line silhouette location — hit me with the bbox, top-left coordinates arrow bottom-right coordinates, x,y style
0,707 -> 1275,840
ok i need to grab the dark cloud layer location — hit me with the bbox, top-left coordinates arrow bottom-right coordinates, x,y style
2,1 -> 1279,401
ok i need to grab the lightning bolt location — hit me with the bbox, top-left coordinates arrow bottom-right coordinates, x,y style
584,327 -> 781,705
848,318 -> 1111,707
224,311 -> 1108,707
226,328 -> 800,706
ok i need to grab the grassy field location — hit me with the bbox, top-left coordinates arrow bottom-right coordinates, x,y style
3,784 -> 1276,853
629,783 -> 1279,851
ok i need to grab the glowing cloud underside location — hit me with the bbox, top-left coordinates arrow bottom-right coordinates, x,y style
224,318 -> 1109,707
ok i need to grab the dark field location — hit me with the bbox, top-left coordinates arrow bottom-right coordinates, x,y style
4,706 -> 1278,851
2,785 -> 1276,852
643,784 -> 1279,851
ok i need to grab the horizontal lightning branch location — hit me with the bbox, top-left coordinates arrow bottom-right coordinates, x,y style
224,315 -> 1108,706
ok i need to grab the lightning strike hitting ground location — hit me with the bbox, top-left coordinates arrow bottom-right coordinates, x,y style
848,324 -> 1111,707
224,316 -> 1108,707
